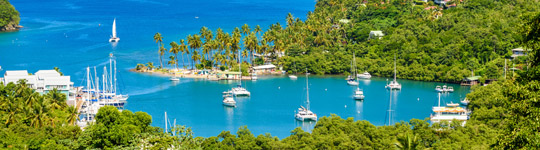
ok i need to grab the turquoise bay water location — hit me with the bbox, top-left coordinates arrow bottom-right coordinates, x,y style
0,0 -> 469,138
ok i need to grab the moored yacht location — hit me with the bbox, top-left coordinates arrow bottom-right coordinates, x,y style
353,88 -> 365,100
386,55 -> 401,90
170,76 -> 179,81
357,71 -> 372,79
295,70 -> 317,121
430,93 -> 469,126
222,94 -> 236,107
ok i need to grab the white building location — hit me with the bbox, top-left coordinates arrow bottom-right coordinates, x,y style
369,31 -> 385,39
3,70 -> 76,102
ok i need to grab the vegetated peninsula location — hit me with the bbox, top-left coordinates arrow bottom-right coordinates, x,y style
137,0 -> 539,85
0,0 -> 20,31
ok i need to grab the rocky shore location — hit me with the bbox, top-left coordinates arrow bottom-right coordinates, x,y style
0,23 -> 22,31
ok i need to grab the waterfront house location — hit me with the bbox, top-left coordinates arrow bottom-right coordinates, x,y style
217,71 -> 241,79
3,70 -> 76,103
460,76 -> 481,86
253,64 -> 276,74
511,47 -> 527,59
369,31 -> 384,39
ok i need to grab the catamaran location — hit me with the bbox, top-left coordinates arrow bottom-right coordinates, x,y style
347,51 -> 359,85
295,70 -> 317,121
385,55 -> 401,90
109,18 -> 120,42
224,49 -> 251,96
435,85 -> 454,93
353,87 -> 365,100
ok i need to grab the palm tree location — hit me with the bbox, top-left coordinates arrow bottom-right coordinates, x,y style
191,50 -> 200,70
188,34 -> 203,69
159,45 -> 166,69
146,62 -> 155,71
167,56 -> 177,68
53,67 -> 63,76
154,32 -> 164,68
241,24 -> 250,35
286,13 -> 294,27
169,41 -> 180,70
44,89 -> 66,110
395,133 -> 420,150
179,39 -> 188,69
66,106 -> 78,125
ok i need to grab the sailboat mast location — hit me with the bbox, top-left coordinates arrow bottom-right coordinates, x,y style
109,54 -> 113,93
393,54 -> 396,82
94,67 -> 99,99
306,69 -> 310,111
86,67 -> 90,121
114,55 -> 118,93
164,112 -> 168,133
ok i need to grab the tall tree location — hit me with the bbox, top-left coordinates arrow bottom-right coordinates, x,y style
153,32 -> 164,68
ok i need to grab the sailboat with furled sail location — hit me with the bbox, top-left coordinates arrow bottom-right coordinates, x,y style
109,18 -> 120,42
295,69 -> 317,121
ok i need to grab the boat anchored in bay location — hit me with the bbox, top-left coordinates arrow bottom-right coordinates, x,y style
109,18 -> 120,42
385,55 -> 401,90
295,69 -> 317,121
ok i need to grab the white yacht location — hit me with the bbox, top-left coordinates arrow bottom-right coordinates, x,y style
231,85 -> 251,96
353,88 -> 365,100
289,63 -> 298,79
222,94 -> 236,107
109,18 -> 120,42
431,93 -> 469,126
170,77 -> 180,81
289,75 -> 298,79
357,71 -> 372,79
386,55 -> 401,90
295,70 -> 317,121
435,85 -> 454,93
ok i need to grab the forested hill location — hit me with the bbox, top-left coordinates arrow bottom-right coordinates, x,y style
277,0 -> 540,83
0,0 -> 19,31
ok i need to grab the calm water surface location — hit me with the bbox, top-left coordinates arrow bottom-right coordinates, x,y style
0,0 -> 469,138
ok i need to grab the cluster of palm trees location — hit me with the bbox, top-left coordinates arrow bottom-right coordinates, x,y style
0,80 -> 78,128
144,4 -> 360,72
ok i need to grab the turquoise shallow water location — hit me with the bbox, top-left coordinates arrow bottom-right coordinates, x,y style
0,0 -> 469,138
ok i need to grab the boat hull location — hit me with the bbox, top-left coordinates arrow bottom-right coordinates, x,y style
109,37 -> 120,42
354,95 -> 365,100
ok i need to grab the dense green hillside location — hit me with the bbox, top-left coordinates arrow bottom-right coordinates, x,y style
148,0 -> 540,84
0,0 -> 19,31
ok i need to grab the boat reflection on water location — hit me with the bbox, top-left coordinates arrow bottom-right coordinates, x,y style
224,106 -> 235,131
355,101 -> 363,120
295,119 -> 316,132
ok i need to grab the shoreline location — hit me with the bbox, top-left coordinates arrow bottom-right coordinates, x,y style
129,68 -> 469,85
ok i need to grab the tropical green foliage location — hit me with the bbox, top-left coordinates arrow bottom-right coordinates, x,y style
0,0 -> 19,29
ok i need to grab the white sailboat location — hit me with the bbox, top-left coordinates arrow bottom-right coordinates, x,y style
385,55 -> 401,90
109,18 -> 120,42
295,69 -> 317,121
98,53 -> 128,107
347,51 -> 359,85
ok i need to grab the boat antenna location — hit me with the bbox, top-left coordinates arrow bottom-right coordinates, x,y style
306,68 -> 310,111
394,54 -> 396,82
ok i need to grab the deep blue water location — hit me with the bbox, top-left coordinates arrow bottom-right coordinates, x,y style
0,0 -> 469,138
